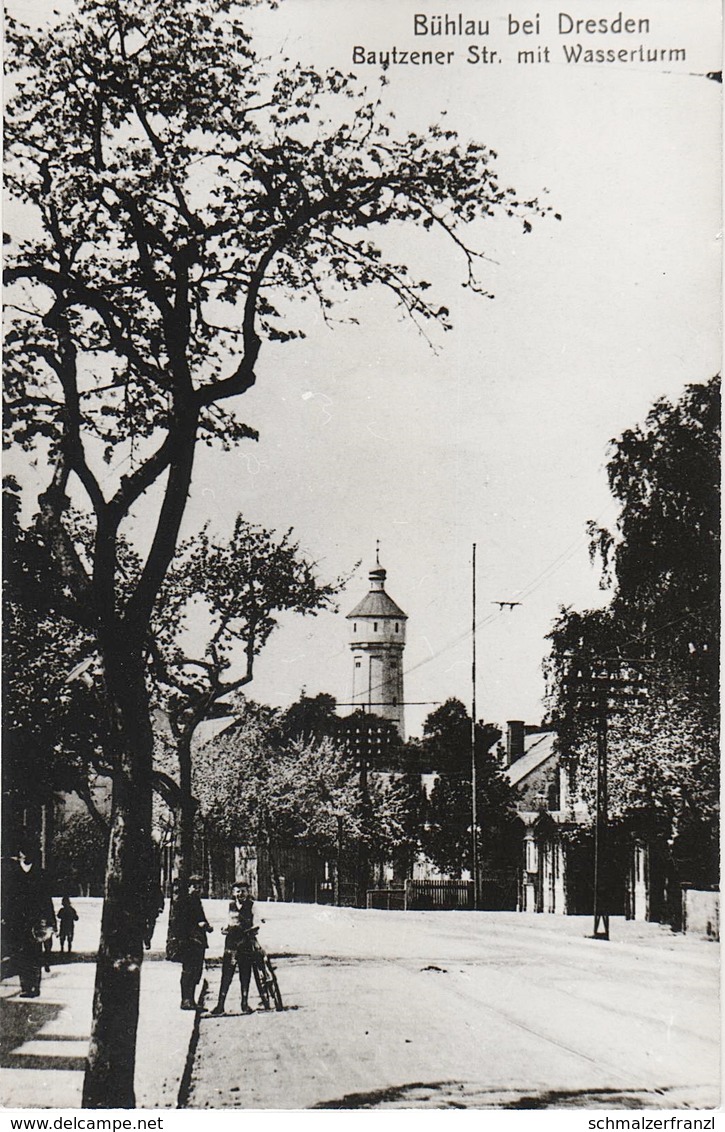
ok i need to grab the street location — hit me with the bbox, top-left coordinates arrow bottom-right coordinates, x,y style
186,903 -> 720,1110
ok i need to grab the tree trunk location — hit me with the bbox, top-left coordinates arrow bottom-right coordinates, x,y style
268,841 -> 284,902
82,653 -> 153,1109
173,732 -> 195,886
166,732 -> 195,958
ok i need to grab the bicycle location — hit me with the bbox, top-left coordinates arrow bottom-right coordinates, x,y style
246,926 -> 284,1012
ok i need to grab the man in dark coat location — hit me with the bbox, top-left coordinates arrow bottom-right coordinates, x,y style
175,876 -> 213,1010
6,847 -> 57,998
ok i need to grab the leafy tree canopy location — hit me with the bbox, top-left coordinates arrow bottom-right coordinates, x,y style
5,0 -> 549,515
417,697 -> 502,775
193,699 -> 412,861
544,377 -> 720,884
4,0 -> 550,1102
280,692 -> 341,746
154,518 -> 341,737
2,479 -> 111,825
415,699 -> 516,876
588,375 -> 719,686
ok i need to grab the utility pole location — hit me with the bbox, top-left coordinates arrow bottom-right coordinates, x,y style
593,679 -> 609,939
471,543 -> 479,911
563,658 -> 647,941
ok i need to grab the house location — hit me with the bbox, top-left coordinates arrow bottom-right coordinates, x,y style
503,720 -> 591,915
503,720 -> 675,923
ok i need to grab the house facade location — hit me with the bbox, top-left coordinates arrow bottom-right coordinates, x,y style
503,721 -> 591,915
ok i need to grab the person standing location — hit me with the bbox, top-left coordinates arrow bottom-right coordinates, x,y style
142,873 -> 165,950
57,896 -> 79,953
175,876 -> 213,1010
8,847 -> 56,998
210,880 -> 260,1016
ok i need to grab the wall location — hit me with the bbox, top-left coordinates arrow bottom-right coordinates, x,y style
516,760 -> 559,811
682,887 -> 719,941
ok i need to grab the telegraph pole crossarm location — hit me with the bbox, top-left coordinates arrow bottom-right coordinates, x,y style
562,656 -> 648,942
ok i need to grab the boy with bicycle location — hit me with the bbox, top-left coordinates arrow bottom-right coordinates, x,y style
210,880 -> 264,1015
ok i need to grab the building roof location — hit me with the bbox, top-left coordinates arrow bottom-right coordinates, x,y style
346,591 -> 408,620
504,731 -> 557,786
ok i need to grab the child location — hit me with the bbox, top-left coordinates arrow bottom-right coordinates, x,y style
210,881 -> 260,1015
57,895 -> 79,953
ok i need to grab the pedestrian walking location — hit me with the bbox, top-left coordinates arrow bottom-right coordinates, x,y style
175,876 -> 213,1010
57,895 -> 79,953
211,880 -> 257,1016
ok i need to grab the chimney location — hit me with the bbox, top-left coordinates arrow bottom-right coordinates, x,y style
506,720 -> 525,767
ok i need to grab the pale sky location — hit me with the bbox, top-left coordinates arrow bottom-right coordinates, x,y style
8,0 -> 723,738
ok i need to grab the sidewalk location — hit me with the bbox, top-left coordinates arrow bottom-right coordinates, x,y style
0,900 -> 201,1110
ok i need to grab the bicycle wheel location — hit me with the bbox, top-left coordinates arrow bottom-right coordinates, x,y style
265,957 -> 284,1011
252,956 -> 271,1009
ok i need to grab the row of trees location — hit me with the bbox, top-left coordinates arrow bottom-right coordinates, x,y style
544,376 -> 720,892
4,0 -> 547,1103
188,694 -> 517,886
3,487 -> 340,865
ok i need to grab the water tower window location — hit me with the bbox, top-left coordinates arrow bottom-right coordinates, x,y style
395,622 -> 399,632
353,623 -> 357,632
373,622 -> 378,632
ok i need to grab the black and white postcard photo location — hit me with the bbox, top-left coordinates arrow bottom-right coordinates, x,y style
2,0 -> 721,1119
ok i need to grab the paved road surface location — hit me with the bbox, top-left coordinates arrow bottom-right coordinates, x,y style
185,904 -> 719,1110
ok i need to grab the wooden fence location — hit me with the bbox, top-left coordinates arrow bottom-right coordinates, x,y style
406,878 -> 473,910
366,887 -> 406,911
366,879 -> 474,911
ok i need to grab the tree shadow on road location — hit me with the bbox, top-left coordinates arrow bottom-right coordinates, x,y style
311,1081 -> 683,1109
312,1080 -> 470,1108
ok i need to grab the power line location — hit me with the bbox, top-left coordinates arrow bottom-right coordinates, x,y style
378,509 -> 616,696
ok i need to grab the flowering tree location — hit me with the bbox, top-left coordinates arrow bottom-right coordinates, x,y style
5,0 -> 548,1105
195,702 -> 418,886
153,518 -> 340,887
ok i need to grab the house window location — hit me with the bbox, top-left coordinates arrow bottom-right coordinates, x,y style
355,660 -> 361,669
526,840 -> 538,873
